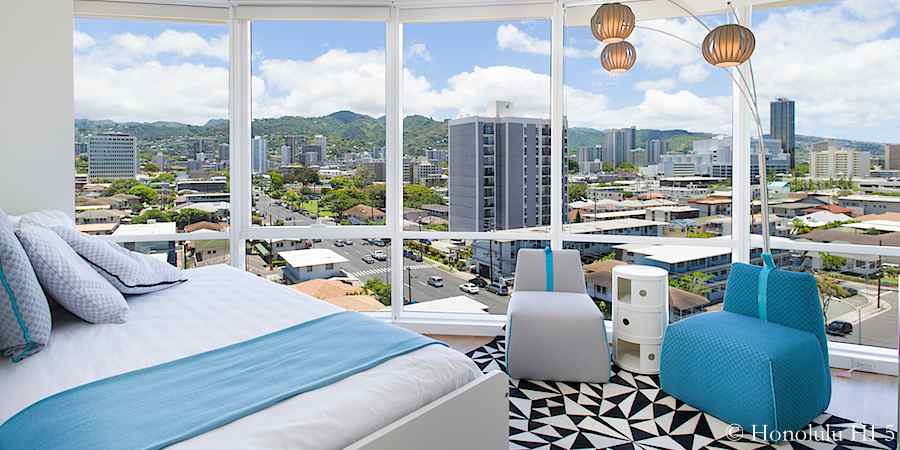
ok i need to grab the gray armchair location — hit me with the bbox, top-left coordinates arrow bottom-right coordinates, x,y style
505,248 -> 611,382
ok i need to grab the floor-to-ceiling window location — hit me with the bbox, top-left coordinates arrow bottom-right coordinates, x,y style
73,15 -> 231,267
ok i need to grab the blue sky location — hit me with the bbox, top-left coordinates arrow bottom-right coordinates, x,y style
74,0 -> 900,143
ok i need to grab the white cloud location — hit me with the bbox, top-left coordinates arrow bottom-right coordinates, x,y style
630,18 -> 710,70
74,29 -> 228,124
111,30 -> 228,62
497,24 -> 600,59
752,0 -> 900,139
407,43 -> 432,62
678,64 -> 709,83
74,31 -> 95,50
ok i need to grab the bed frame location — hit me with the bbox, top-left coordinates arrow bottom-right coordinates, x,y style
346,370 -> 509,450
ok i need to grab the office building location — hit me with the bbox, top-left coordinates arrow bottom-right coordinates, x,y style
629,148 -> 648,167
449,101 -> 567,232
606,126 -> 636,167
74,142 -> 88,155
252,136 -> 269,174
770,98 -> 796,168
405,160 -> 442,184
88,133 -> 137,181
577,145 -> 603,175
153,152 -> 167,172
647,139 -> 669,165
359,160 -> 386,182
426,148 -> 448,163
282,135 -> 326,166
809,146 -> 871,179
885,144 -> 900,170
190,138 -> 215,158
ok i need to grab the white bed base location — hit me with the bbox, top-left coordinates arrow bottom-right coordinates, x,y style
346,370 -> 509,450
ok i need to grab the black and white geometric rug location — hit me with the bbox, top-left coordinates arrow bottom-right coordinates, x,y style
466,337 -> 897,450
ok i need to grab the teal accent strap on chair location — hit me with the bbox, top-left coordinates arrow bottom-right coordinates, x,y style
757,253 -> 776,322
543,247 -> 554,292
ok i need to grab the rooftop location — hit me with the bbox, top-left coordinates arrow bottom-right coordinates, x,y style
839,194 -> 900,203
280,248 -> 349,268
404,296 -> 488,314
614,240 -> 731,264
112,222 -> 177,236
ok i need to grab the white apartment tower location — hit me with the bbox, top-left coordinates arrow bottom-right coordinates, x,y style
88,133 -> 137,181
809,145 -> 871,179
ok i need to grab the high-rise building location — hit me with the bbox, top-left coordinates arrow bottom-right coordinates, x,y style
606,126 -> 636,167
809,146 -> 870,179
252,136 -> 268,174
426,148 -> 448,163
647,139 -> 669,165
74,142 -> 88,155
88,133 -> 137,181
153,152 -> 167,172
218,143 -> 229,161
190,137 -> 215,158
448,101 -> 567,232
628,148 -> 648,167
770,98 -> 796,168
577,145 -> 602,175
884,144 -> 900,170
282,135 -> 326,166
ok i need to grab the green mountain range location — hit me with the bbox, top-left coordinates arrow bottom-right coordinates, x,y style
75,111 -> 884,159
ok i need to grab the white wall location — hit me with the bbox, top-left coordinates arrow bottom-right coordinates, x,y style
1,0 -> 74,216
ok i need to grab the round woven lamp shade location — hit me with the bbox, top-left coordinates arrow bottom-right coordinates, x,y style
701,24 -> 756,68
600,41 -> 637,73
591,3 -> 636,44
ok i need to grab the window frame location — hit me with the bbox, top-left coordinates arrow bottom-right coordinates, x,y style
73,0 -> 900,373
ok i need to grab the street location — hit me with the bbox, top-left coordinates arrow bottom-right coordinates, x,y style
825,280 -> 898,349
253,188 -> 315,226
307,240 -> 511,314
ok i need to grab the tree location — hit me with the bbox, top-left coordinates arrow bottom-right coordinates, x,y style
816,274 -> 850,319
617,162 -> 638,173
267,170 -> 284,191
152,172 -> 176,183
566,159 -> 579,173
103,179 -> 140,196
820,252 -> 847,272
602,162 -> 614,172
568,183 -> 588,202
143,162 -> 160,173
403,184 -> 444,208
131,209 -> 173,224
363,184 -> 386,208
174,208 -> 211,229
791,218 -> 812,235
322,188 -> 367,214
364,278 -> 391,306
669,271 -> 713,296
127,184 -> 159,204
330,176 -> 355,190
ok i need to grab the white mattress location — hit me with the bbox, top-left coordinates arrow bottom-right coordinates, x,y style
0,265 -> 483,449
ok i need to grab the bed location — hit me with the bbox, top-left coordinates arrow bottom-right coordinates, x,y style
0,265 -> 508,450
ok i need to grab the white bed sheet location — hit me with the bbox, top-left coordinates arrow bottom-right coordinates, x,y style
0,265 -> 483,449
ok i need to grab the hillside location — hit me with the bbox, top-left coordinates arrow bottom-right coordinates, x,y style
76,112 -> 883,160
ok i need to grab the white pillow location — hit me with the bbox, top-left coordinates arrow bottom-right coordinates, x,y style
51,226 -> 187,295
15,224 -> 128,324
14,210 -> 75,230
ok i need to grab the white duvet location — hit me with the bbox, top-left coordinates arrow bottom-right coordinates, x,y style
0,265 -> 483,449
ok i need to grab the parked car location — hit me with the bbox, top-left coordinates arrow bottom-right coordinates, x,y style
343,240 -> 353,245
826,320 -> 853,337
404,249 -> 423,262
361,255 -> 375,264
370,239 -> 387,247
334,241 -> 345,247
468,265 -> 478,274
372,251 -> 388,261
487,282 -> 509,296
459,283 -> 480,294
427,276 -> 444,288
469,277 -> 488,288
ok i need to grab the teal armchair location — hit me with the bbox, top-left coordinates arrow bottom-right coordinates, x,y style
659,262 -> 831,441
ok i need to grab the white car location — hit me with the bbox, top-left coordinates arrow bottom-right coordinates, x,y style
459,283 -> 479,294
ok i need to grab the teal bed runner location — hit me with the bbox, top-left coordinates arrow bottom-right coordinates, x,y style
0,311 -> 444,450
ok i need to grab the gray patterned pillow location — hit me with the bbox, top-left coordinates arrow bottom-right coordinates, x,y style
0,209 -> 51,362
51,226 -> 187,295
16,224 -> 128,324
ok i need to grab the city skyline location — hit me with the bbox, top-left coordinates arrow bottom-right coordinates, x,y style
74,0 -> 900,143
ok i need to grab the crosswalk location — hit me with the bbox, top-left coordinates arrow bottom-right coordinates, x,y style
348,264 -> 433,278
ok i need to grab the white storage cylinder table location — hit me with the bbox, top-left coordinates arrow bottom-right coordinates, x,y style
611,265 -> 669,375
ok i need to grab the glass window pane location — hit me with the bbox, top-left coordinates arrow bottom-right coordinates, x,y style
245,238 -> 391,312
250,21 -> 386,227
402,20 -> 553,233
74,19 -> 230,232
112,239 -> 230,269
402,239 -> 549,315
563,10 -> 733,239
752,1 -> 900,248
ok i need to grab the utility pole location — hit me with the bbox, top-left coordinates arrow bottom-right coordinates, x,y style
406,266 -> 413,304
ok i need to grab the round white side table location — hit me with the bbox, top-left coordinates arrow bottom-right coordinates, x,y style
611,264 -> 669,375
